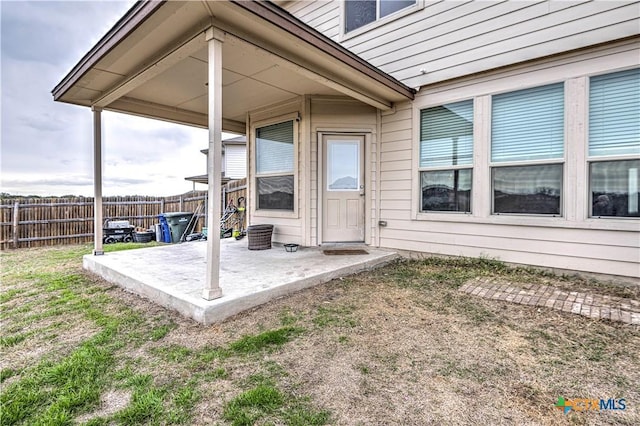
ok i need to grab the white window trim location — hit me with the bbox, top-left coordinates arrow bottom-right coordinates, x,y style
410,62 -> 639,231
340,0 -> 424,41
250,112 -> 300,219
489,82 -> 567,218
417,99 -> 475,214
412,97 -> 479,221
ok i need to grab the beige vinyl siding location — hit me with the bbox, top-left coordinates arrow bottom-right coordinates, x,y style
377,40 -> 640,278
287,0 -> 639,89
283,0 -> 341,41
309,97 -> 378,246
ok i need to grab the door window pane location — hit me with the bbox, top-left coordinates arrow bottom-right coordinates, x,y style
493,164 -> 562,215
257,175 -> 294,211
589,68 -> 640,157
590,160 -> 640,217
256,121 -> 294,174
492,83 -> 564,162
327,141 -> 359,191
421,169 -> 472,212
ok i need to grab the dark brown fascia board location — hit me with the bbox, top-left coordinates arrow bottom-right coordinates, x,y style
231,0 -> 415,100
51,0 -> 166,101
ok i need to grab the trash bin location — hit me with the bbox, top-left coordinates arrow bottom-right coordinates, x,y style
161,212 -> 194,243
247,224 -> 274,250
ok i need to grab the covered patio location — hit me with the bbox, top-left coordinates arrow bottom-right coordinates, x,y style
84,240 -> 396,324
52,0 -> 413,319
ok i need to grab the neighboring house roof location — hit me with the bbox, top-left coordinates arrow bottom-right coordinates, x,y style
52,0 -> 414,132
184,174 -> 231,185
199,135 -> 247,155
189,135 -> 247,184
222,135 -> 247,146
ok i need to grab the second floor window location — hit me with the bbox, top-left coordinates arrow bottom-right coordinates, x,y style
345,0 -> 415,33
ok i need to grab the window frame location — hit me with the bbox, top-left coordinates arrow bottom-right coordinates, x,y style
251,113 -> 299,218
341,0 -> 423,40
418,99 -> 474,214
489,82 -> 567,217
586,67 -> 640,220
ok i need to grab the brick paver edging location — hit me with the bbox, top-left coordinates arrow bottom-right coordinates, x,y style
459,279 -> 640,325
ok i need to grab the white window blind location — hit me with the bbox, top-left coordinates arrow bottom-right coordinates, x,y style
589,68 -> 640,157
256,121 -> 294,174
491,83 -> 564,163
420,100 -> 474,168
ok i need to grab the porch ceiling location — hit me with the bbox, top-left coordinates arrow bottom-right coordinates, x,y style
52,0 -> 415,133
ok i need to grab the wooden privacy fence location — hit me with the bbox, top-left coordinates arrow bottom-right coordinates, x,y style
1,178 -> 247,250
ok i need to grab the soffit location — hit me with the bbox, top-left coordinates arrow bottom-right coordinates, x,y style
53,0 -> 414,131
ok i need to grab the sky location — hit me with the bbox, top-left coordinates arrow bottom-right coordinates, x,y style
1,0 -> 236,197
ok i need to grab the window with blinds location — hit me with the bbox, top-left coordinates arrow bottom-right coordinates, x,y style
491,83 -> 564,215
419,100 -> 473,212
255,120 -> 295,211
492,83 -> 564,163
256,121 -> 294,174
588,68 -> 640,218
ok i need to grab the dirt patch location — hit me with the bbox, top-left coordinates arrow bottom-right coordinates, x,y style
76,389 -> 132,423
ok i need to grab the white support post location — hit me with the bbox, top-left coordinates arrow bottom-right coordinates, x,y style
92,106 -> 104,255
203,27 -> 224,300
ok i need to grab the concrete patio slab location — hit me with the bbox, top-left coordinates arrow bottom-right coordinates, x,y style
83,239 -> 397,324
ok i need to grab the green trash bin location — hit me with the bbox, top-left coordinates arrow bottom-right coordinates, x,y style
162,212 -> 194,243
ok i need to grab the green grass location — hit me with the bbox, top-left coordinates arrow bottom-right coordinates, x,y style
1,337 -> 114,425
312,305 -> 358,328
0,334 -> 28,348
223,380 -> 329,426
228,327 -> 304,355
0,244 -> 201,425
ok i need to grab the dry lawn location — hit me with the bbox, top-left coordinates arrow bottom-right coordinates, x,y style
1,245 -> 638,425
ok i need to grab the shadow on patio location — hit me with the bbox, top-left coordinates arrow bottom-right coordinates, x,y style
84,239 -> 397,325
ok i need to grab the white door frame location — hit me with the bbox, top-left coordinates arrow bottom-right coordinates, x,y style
317,131 -> 371,245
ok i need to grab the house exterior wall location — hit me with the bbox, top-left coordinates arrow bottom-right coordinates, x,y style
247,98 -> 306,245
308,97 -> 378,246
284,0 -> 640,88
278,1 -> 639,278
247,95 -> 379,247
378,39 -> 639,278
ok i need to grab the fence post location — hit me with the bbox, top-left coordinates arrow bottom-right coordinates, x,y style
204,193 -> 208,231
12,201 -> 19,249
222,186 -> 227,209
160,198 -> 165,214
179,195 -> 184,212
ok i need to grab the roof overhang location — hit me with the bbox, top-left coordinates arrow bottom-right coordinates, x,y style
52,0 -> 414,132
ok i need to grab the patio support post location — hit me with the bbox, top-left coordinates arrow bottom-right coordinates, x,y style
92,106 -> 104,255
203,27 -> 224,300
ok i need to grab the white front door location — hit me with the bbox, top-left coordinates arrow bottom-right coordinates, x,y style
322,135 -> 365,243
